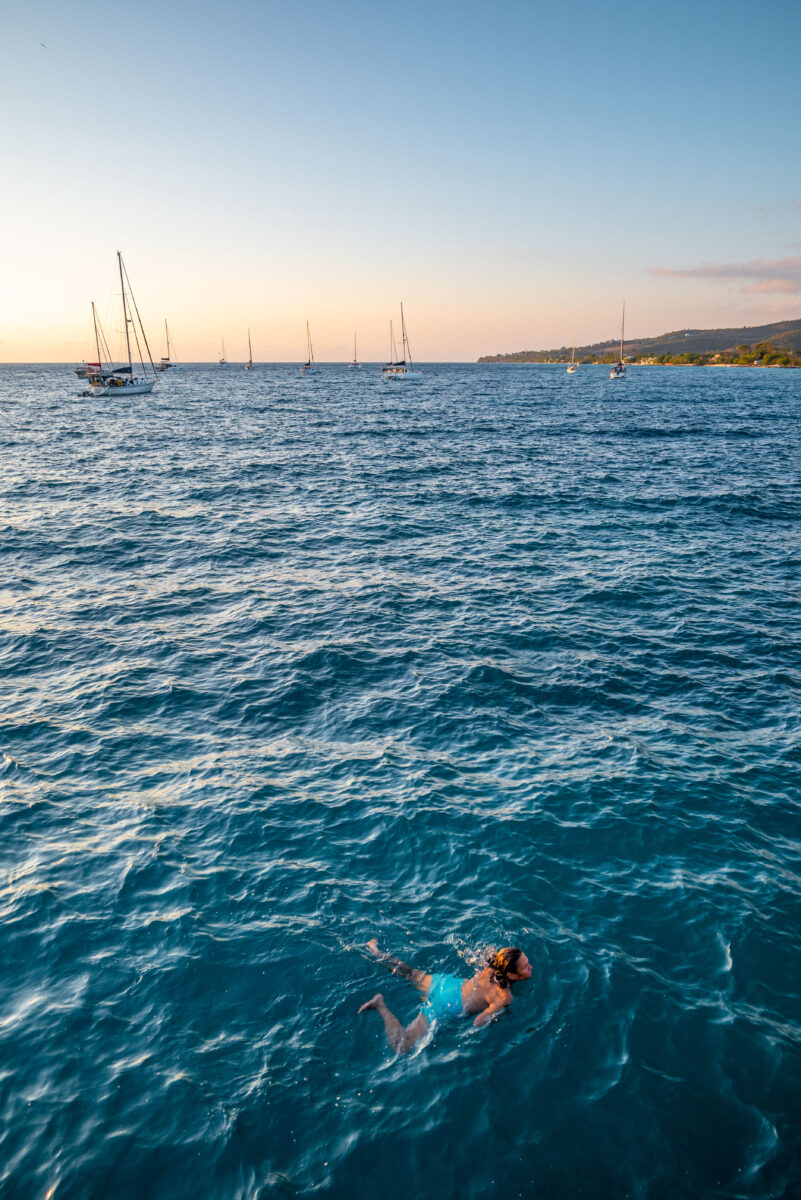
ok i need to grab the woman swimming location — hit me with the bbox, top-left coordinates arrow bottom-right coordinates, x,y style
358,938 -> 531,1053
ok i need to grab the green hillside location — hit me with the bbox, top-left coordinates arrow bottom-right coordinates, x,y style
480,317 -> 801,364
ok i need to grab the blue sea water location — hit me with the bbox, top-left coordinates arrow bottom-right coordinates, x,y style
1,362 -> 800,1199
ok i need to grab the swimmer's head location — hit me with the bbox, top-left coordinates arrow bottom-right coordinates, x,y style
486,946 -> 532,988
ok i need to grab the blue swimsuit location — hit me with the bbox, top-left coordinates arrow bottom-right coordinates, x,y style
422,973 -> 464,1023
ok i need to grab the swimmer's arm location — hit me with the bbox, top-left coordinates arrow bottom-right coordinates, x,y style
472,998 -> 510,1028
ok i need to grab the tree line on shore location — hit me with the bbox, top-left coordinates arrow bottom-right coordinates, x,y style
617,341 -> 798,367
482,341 -> 801,367
587,341 -> 799,367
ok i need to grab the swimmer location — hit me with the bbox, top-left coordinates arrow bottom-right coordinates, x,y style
358,938 -> 531,1053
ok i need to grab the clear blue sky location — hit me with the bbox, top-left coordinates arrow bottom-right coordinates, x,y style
2,0 -> 800,360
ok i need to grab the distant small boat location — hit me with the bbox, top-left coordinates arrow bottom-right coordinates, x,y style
157,319 -> 183,371
87,253 -> 157,397
301,321 -> 318,373
75,362 -> 100,379
219,339 -> 228,366
567,327 -> 578,374
382,303 -> 421,380
349,332 -> 360,368
245,328 -> 253,370
75,301 -> 124,380
610,303 -> 626,379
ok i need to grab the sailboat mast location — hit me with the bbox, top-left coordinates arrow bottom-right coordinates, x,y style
621,302 -> 625,361
118,251 -> 132,375
92,302 -> 102,367
165,319 -> 171,359
401,302 -> 412,367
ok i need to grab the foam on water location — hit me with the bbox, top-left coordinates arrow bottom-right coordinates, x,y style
1,363 -> 800,1199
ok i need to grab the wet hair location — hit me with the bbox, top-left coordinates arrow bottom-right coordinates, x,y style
486,947 -> 524,989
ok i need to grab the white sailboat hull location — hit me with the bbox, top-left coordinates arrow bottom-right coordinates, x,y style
90,379 -> 156,396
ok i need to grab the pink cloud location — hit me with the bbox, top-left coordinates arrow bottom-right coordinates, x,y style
744,278 -> 800,294
650,256 -> 801,294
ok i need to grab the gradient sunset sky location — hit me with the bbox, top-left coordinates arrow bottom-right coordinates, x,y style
2,0 -> 800,362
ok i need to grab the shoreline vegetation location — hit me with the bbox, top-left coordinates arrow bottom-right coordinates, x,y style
479,318 -> 801,368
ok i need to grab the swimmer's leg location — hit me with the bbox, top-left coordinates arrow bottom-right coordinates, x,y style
358,993 -> 431,1054
366,939 -> 432,994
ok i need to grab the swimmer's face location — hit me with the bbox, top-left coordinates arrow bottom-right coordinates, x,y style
510,952 -> 532,981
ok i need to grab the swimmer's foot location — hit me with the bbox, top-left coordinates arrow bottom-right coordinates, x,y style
366,938 -> 381,958
358,992 -> 384,1014
357,993 -> 421,1053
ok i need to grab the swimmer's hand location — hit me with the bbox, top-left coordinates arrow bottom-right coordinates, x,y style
473,999 -> 509,1028
366,938 -> 382,958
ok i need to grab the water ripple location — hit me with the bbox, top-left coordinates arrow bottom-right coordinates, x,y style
1,364 -> 800,1198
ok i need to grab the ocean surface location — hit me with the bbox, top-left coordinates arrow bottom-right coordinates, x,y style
1,362 -> 800,1199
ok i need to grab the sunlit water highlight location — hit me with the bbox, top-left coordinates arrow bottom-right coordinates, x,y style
1,363 -> 800,1199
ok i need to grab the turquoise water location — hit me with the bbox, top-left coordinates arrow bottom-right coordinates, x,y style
1,363 -> 800,1198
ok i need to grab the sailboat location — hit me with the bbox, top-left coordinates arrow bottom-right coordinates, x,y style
245,329 -> 253,370
88,253 -> 157,397
382,303 -> 421,380
75,301 -> 121,380
349,332 -> 360,368
567,328 -> 578,374
218,339 -> 228,365
610,304 -> 626,379
301,322 -> 318,373
157,320 -> 182,371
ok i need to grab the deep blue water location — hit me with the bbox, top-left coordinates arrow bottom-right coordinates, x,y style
1,362 -> 800,1199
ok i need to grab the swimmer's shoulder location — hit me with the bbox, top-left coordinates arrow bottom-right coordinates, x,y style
491,978 -> 514,1006
474,968 -> 513,1005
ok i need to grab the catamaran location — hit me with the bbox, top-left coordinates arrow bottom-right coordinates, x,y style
567,328 -> 578,374
301,322 -> 318,373
349,332 -> 360,368
87,253 -> 158,397
382,303 -> 421,380
245,329 -> 253,370
218,339 -> 228,366
610,304 -> 626,379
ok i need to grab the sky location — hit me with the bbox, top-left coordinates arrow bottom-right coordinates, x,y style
2,0 -> 800,362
